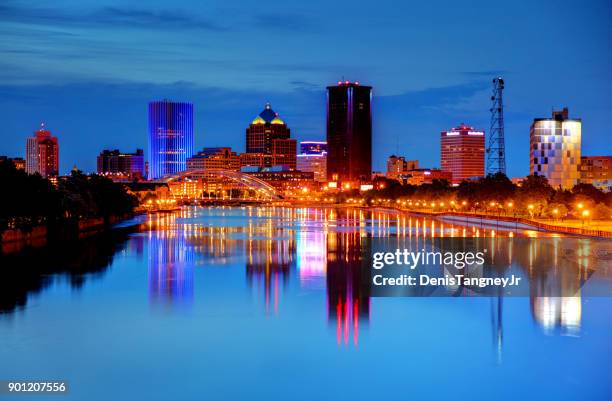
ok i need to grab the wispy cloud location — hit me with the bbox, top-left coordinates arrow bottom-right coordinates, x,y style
462,70 -> 509,78
0,4 -> 225,31
253,13 -> 318,32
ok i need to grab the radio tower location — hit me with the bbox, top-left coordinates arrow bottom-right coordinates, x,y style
486,77 -> 506,175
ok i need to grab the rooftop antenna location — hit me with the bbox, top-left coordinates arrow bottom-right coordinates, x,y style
486,77 -> 506,175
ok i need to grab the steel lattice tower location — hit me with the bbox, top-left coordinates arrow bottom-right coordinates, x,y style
486,77 -> 506,175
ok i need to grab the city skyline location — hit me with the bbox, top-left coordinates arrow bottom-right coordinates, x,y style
0,0 -> 611,176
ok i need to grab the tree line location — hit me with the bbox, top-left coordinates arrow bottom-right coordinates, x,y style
0,160 -> 137,230
358,173 -> 612,219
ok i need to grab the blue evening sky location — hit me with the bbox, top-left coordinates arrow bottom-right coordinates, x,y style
0,0 -> 610,176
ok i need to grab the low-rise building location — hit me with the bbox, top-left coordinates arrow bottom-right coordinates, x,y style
579,155 -> 612,192
187,147 -> 240,171
386,155 -> 418,180
405,168 -> 452,186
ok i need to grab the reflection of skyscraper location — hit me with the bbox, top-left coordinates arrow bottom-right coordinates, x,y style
148,100 -> 194,179
326,231 -> 370,346
296,230 -> 327,287
26,123 -> 59,177
326,81 -> 372,183
147,223 -> 194,306
246,237 -> 295,314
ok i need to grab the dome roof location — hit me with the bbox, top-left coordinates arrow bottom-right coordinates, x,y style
252,102 -> 285,125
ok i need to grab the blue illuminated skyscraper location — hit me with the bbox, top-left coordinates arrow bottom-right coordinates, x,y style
148,100 -> 194,179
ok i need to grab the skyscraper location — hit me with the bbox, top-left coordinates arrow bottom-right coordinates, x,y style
244,103 -> 296,170
326,81 -> 372,183
530,107 -> 581,189
440,123 -> 485,184
148,100 -> 194,179
26,123 -> 59,178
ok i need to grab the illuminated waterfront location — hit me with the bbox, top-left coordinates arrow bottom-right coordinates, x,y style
1,206 -> 611,401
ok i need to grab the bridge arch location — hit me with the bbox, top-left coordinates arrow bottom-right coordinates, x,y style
161,169 -> 281,199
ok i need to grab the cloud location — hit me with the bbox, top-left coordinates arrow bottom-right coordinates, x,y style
462,70 -> 509,78
0,4 -> 225,31
253,13 -> 318,32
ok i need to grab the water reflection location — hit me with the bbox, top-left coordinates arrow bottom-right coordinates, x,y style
326,231 -> 370,347
0,228 -> 133,314
3,207 -> 611,348
147,229 -> 194,308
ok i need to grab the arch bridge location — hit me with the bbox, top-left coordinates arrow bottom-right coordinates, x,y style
161,169 -> 281,200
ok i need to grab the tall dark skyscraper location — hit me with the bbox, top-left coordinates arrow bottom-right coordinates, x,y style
148,100 -> 194,179
326,81 -> 372,183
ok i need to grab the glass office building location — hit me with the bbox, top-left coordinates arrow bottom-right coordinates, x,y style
148,100 -> 194,179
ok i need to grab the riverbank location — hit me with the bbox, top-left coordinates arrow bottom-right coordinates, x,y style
283,201 -> 612,238
0,214 -> 133,254
379,208 -> 612,238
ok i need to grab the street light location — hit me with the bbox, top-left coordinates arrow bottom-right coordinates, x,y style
582,209 -> 590,228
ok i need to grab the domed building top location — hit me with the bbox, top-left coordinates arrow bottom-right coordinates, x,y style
251,102 -> 285,125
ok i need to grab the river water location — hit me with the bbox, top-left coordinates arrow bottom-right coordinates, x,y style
1,206 -> 611,401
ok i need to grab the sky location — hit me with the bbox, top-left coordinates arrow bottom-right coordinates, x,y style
0,0 -> 611,176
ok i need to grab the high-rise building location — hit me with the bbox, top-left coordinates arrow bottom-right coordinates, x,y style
297,141 -> 327,182
187,147 -> 241,171
244,103 -> 296,170
148,100 -> 194,179
326,81 -> 372,183
386,155 -> 418,180
530,108 -> 581,189
97,149 -> 145,180
26,123 -> 59,178
579,155 -> 612,192
440,123 -> 485,184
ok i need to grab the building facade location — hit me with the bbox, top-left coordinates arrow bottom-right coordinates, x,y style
405,168 -> 452,186
440,123 -> 485,184
386,155 -> 418,180
300,141 -> 327,155
26,123 -> 59,178
0,156 -> 25,170
187,147 -> 241,171
326,81 -> 372,183
297,141 -> 328,182
97,149 -> 145,180
148,100 -> 194,179
579,155 -> 612,192
244,103 -> 296,170
530,108 -> 581,189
